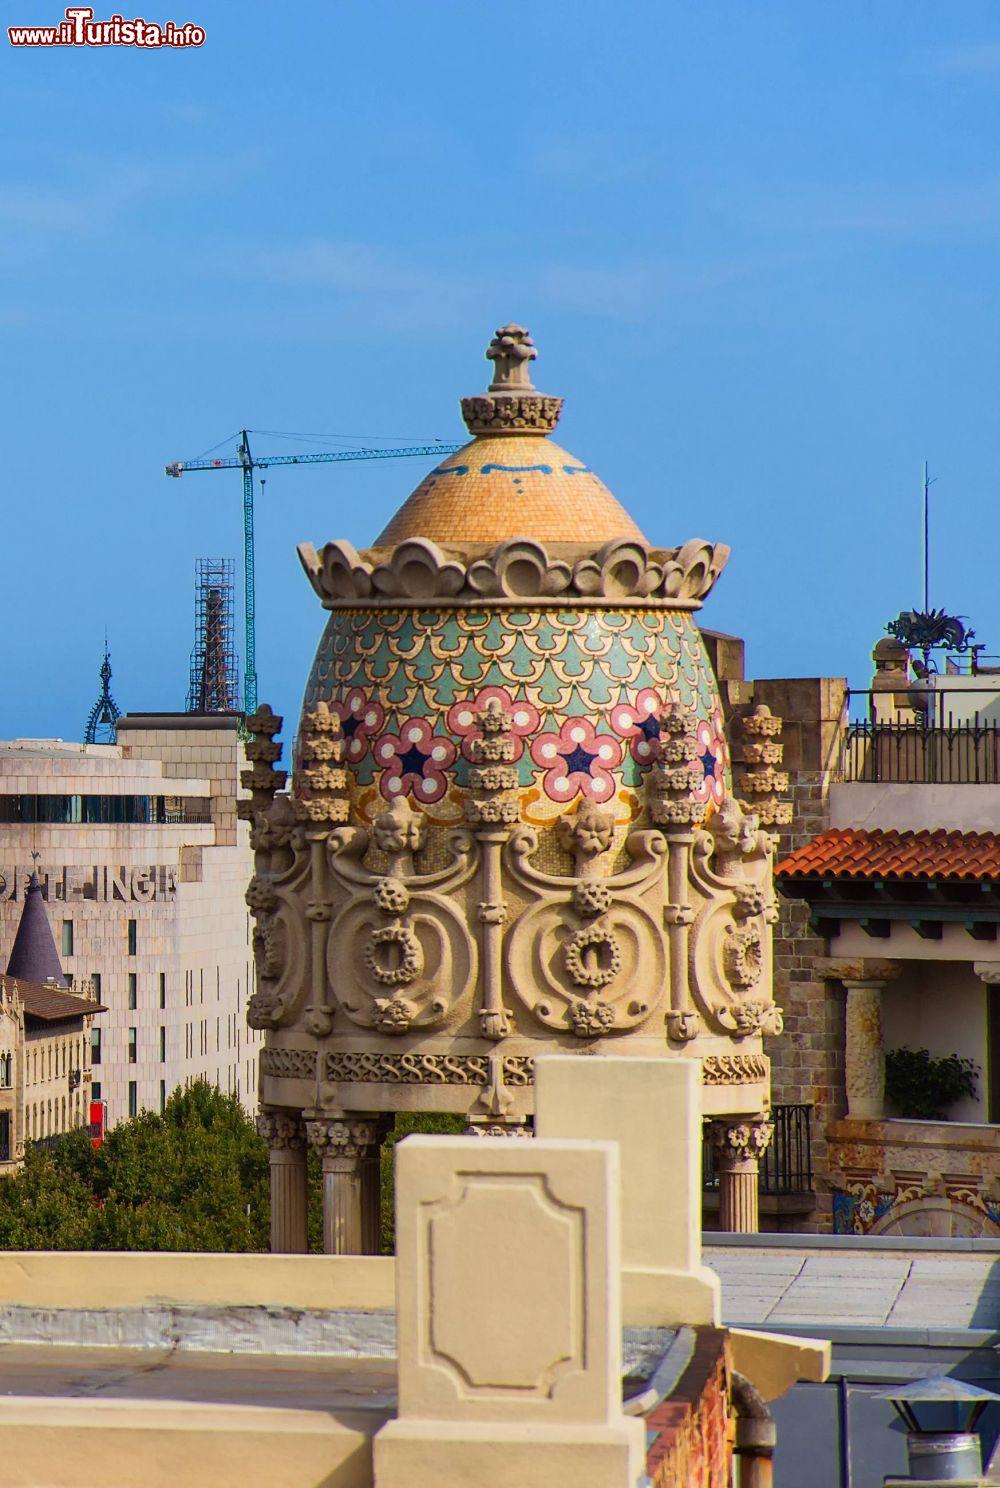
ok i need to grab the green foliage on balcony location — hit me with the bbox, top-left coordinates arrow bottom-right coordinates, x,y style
885,1046 -> 979,1122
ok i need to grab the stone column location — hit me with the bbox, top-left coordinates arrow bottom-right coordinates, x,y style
256,1110 -> 308,1254
709,1118 -> 773,1234
305,1115 -> 381,1255
844,980 -> 887,1119
818,959 -> 900,1122
361,1116 -> 393,1256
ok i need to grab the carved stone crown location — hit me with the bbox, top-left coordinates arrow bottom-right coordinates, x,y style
460,324 -> 563,436
298,535 -> 730,610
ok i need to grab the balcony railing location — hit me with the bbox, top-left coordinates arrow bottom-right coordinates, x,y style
842,720 -> 1000,784
703,1103 -> 813,1195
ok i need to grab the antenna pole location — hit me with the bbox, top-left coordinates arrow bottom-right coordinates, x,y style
922,461 -> 929,612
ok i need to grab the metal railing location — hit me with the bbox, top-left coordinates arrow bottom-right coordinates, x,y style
842,719 -> 1000,784
703,1103 -> 813,1196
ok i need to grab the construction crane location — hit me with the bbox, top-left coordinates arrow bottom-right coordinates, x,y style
166,430 -> 463,714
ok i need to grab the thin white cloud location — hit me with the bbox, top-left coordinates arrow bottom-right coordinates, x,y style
530,134 -> 656,187
931,41 -> 1000,76
732,176 -> 1000,239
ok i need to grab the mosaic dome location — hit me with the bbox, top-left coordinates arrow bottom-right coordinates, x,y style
376,434 -> 647,546
299,324 -> 732,831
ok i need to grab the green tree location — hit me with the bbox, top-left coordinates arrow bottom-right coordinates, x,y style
0,1081 -> 269,1252
0,1086 -> 470,1253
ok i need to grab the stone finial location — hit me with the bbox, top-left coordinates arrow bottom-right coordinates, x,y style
237,704 -> 288,832
461,322 -> 563,436
648,709 -> 707,829
486,324 -> 538,392
734,705 -> 791,829
293,702 -> 349,826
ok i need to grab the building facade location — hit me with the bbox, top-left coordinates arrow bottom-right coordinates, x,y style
0,714 -> 261,1129
753,638 -> 1000,1236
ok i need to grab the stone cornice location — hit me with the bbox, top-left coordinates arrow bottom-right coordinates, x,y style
298,535 -> 730,610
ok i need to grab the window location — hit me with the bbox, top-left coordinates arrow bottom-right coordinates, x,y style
128,973 -> 137,1010
159,1080 -> 166,1113
128,1081 -> 137,1118
91,1027 -> 101,1066
61,920 -> 73,957
0,1053 -> 11,1088
91,1081 -> 101,1101
159,973 -> 166,1009
128,1028 -> 137,1064
91,973 -> 101,999
127,919 -> 137,956
159,1026 -> 166,1063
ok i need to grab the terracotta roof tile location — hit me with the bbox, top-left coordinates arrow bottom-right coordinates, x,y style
3,978 -> 106,1021
775,828 -> 1000,882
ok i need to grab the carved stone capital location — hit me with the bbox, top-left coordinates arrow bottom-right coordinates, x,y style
256,1110 -> 306,1153
708,1117 -> 774,1167
974,961 -> 1000,984
305,1116 -> 382,1163
464,1121 -> 533,1138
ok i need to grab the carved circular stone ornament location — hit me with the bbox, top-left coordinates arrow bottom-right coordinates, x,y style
563,925 -> 623,989
364,924 -> 423,987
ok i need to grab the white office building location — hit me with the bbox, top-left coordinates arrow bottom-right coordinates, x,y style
0,714 -> 261,1128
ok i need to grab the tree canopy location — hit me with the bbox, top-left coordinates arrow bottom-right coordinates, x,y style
0,1081 -> 269,1251
0,1083 -> 466,1252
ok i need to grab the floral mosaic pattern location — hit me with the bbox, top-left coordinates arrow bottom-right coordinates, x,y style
304,607 -> 728,822
610,686 -> 664,766
695,709 -> 729,808
330,686 -> 385,765
529,717 -> 622,803
374,718 -> 457,804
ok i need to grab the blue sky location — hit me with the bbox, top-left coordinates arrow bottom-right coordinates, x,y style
3,0 -> 1000,741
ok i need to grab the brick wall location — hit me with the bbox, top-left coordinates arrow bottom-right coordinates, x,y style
703,631 -> 851,1235
753,678 -> 849,1232
645,1328 -> 733,1488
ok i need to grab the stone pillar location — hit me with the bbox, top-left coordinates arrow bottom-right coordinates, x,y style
256,1110 -> 308,1254
305,1115 -> 381,1255
817,959 -> 900,1122
843,980 -> 887,1119
709,1118 -> 773,1233
361,1116 -> 393,1256
535,1055 -> 720,1326
373,1132 -> 644,1488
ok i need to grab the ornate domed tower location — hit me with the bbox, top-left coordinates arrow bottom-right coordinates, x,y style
247,326 -> 784,1251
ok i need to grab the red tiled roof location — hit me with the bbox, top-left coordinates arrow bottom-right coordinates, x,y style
775,828 -> 1000,882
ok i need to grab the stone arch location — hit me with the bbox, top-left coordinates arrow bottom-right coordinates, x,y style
871,1196 -> 1000,1240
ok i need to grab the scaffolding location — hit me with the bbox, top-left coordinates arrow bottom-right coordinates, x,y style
187,559 -> 239,714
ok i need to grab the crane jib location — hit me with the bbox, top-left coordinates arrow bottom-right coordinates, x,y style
163,438 -> 464,714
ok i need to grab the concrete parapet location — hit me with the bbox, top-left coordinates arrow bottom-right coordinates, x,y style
535,1055 -> 721,1327
374,1132 -> 644,1487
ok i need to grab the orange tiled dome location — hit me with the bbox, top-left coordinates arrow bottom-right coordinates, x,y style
375,324 -> 647,547
376,433 -> 646,546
